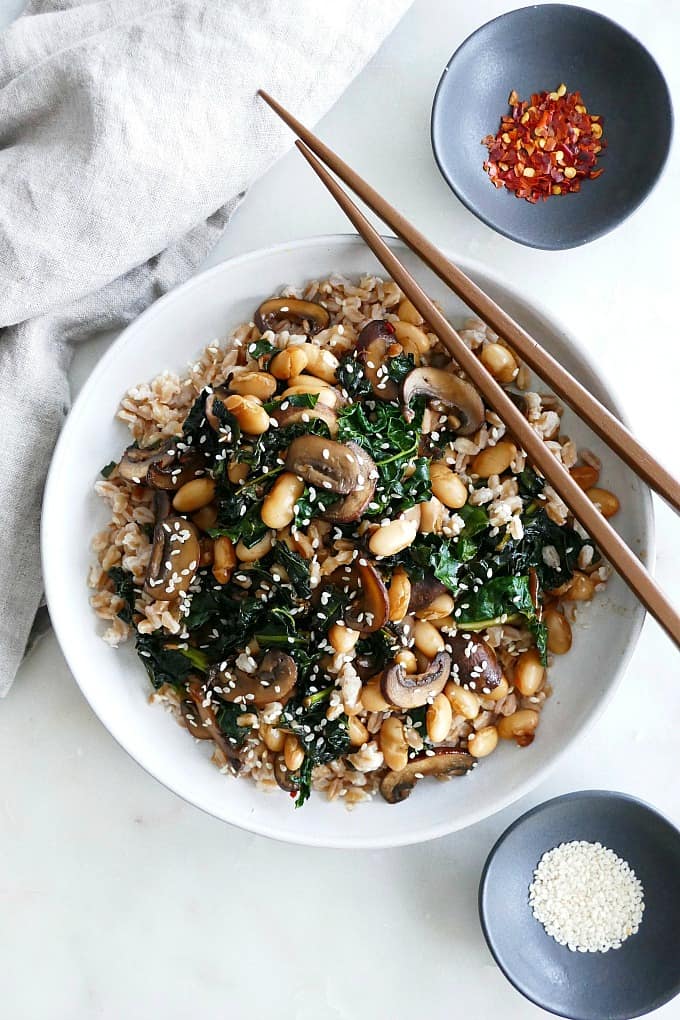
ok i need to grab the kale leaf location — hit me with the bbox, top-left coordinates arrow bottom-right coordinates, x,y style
136,633 -> 209,689
337,397 -> 426,517
518,468 -> 545,499
356,626 -> 401,672
456,575 -> 535,627
406,535 -> 462,591
280,701 -> 351,807
274,544 -> 312,599
492,509 -> 589,590
263,392 -> 319,413
293,485 -> 340,527
182,390 -> 239,457
107,567 -> 137,624
386,352 -> 415,384
247,338 -> 277,361
211,494 -> 270,546
455,574 -> 548,663
216,703 -> 252,747
336,355 -> 373,398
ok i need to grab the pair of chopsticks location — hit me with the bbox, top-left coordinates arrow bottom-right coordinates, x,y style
258,90 -> 680,651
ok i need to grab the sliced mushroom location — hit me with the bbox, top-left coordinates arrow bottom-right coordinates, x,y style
356,319 -> 399,401
143,516 -> 201,600
321,442 -> 377,524
147,451 -> 206,491
180,698 -> 212,739
449,634 -> 503,693
153,489 -> 171,522
285,435 -> 359,494
381,650 -> 451,709
273,754 -> 298,792
343,560 -> 389,634
118,439 -> 176,483
273,401 -> 339,438
407,575 -> 448,614
380,746 -> 476,804
401,366 -> 484,435
211,650 -> 298,708
254,297 -> 330,336
186,680 -> 242,771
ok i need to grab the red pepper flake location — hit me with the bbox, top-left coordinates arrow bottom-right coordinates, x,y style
482,84 -> 606,202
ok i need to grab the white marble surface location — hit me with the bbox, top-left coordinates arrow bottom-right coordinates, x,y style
2,1 -> 679,1017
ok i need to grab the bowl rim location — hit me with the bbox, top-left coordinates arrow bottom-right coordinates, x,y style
478,789 -> 680,1019
43,232 -> 655,848
430,2 -> 674,251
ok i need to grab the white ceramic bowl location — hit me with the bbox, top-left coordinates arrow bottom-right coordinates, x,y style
43,235 -> 653,848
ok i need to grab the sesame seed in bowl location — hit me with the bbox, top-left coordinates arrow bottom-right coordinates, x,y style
479,790 -> 680,1019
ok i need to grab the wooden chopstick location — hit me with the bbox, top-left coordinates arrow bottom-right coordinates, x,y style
258,89 -> 680,517
289,138 -> 680,650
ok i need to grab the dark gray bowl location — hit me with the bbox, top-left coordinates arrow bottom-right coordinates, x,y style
479,791 -> 680,1019
431,5 -> 673,249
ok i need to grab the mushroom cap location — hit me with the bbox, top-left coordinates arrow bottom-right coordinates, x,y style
407,575 -> 449,614
118,438 -> 176,483
186,680 -> 242,771
401,366 -> 484,435
381,650 -> 451,709
380,746 -> 476,803
180,698 -> 212,739
320,442 -> 377,524
211,650 -> 298,708
343,560 -> 390,634
273,401 -> 339,438
143,516 -> 201,601
285,435 -> 359,494
273,754 -> 298,792
254,297 -> 330,336
355,319 -> 399,401
449,634 -> 503,693
147,451 -> 207,491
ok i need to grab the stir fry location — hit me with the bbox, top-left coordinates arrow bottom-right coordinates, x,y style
93,278 -> 615,807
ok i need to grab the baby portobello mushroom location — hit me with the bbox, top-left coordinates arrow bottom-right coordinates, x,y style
211,650 -> 298,708
381,650 -> 451,709
273,401 -> 339,438
344,561 -> 390,634
118,439 -> 176,484
185,680 -> 242,770
144,515 -> 201,601
356,319 -> 399,401
401,366 -> 485,435
321,442 -> 377,524
273,754 -> 298,793
180,698 -> 212,739
380,747 -> 476,804
147,450 -> 206,491
449,634 -> 503,693
254,297 -> 330,336
407,574 -> 448,614
285,435 -> 359,494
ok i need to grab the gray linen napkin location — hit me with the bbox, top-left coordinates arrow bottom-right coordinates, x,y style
0,0 -> 410,694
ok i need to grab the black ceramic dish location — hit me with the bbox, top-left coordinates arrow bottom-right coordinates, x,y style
431,5 -> 673,250
479,791 -> 680,1019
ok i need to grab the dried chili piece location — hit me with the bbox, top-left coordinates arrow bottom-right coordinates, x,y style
482,84 -> 606,202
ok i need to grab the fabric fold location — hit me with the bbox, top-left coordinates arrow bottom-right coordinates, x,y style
0,0 -> 410,694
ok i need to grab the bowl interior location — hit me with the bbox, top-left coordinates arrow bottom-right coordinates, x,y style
43,234 -> 651,848
431,4 -> 673,249
479,791 -> 680,1019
